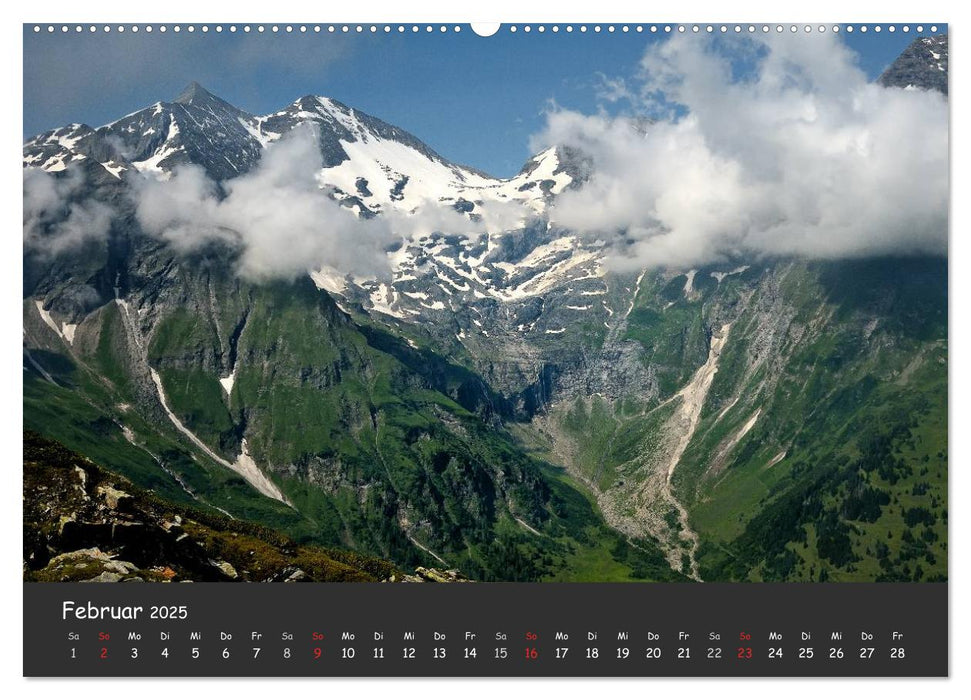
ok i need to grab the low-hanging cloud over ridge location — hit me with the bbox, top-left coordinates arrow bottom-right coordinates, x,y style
534,32 -> 948,271
24,33 -> 948,280
133,126 -> 399,281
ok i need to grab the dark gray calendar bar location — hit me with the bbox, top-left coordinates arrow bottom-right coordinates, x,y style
24,582 -> 947,677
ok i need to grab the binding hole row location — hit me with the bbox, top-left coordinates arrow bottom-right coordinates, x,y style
31,24 -> 942,35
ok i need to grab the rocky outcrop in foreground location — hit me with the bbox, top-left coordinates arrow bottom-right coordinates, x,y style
391,567 -> 470,583
24,432 -> 468,583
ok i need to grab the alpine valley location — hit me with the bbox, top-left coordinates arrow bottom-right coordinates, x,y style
23,35 -> 948,583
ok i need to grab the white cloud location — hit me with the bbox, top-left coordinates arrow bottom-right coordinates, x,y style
385,198 -> 533,244
594,73 -> 635,104
533,33 -> 949,271
23,167 -> 114,256
135,124 -> 537,280
134,126 -> 399,281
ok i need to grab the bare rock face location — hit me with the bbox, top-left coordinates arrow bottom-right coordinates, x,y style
211,560 -> 239,580
96,484 -> 132,510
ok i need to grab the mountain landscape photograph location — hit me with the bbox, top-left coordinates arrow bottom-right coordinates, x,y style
22,25 -> 948,584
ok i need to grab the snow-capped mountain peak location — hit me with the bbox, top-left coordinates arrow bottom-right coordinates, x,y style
24,83 -> 577,220
24,83 -> 591,328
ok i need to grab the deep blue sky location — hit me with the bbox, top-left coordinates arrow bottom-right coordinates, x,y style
23,24 -> 943,177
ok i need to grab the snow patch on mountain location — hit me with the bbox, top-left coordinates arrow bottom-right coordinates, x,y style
61,323 -> 77,345
132,119 -> 183,175
219,368 -> 236,396
711,265 -> 749,283
150,367 -> 289,505
310,266 -> 348,295
34,300 -> 63,340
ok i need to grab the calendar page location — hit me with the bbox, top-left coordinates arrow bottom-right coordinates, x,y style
22,21 -> 948,678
